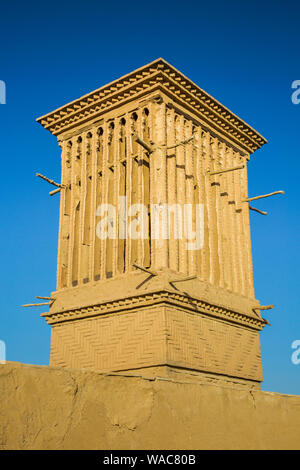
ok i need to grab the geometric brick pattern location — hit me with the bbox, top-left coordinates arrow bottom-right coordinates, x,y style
50,303 -> 263,382
165,306 -> 263,382
50,306 -> 167,372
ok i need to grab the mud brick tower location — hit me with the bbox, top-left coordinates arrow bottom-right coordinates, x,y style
37,59 -> 267,388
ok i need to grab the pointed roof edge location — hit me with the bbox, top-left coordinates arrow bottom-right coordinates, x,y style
37,58 -> 267,153
36,58 -> 165,122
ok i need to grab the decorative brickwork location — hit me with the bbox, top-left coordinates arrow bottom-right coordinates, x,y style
49,304 -> 262,383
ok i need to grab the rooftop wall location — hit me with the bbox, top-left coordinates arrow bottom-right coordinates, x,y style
0,362 -> 299,450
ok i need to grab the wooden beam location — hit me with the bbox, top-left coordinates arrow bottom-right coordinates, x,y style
36,173 -> 63,188
254,305 -> 274,311
132,263 -> 157,276
22,302 -> 51,307
243,191 -> 284,203
170,275 -> 197,283
49,188 -> 61,196
249,206 -> 267,215
166,135 -> 194,150
133,135 -> 154,154
208,164 -> 244,176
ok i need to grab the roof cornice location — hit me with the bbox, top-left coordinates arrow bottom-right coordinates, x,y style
41,289 -> 265,330
37,58 -> 267,153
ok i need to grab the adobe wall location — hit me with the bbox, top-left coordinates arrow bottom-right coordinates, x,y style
0,362 -> 299,450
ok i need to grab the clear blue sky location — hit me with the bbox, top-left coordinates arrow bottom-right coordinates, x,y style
0,0 -> 299,394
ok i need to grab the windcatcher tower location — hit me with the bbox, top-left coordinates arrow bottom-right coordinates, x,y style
37,59 -> 267,388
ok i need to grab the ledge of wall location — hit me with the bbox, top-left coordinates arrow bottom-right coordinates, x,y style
0,362 -> 299,450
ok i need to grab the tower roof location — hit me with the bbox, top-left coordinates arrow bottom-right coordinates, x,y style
37,58 -> 267,153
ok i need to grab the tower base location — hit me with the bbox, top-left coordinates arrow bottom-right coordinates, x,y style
44,278 -> 264,389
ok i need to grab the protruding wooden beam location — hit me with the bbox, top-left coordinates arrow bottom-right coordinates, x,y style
208,164 -> 244,176
36,173 -> 63,188
36,296 -> 53,300
165,135 -> 194,150
170,275 -> 197,283
243,191 -> 284,203
49,188 -> 61,196
132,263 -> 157,276
254,305 -> 274,311
133,135 -> 154,154
22,302 -> 51,307
249,205 -> 267,215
